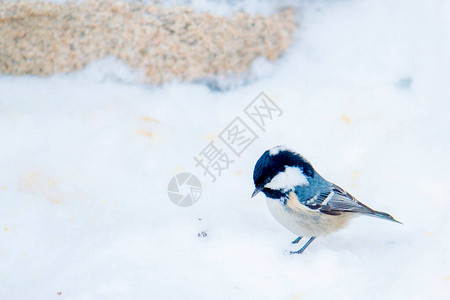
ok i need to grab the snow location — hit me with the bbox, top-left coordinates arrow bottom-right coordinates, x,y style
1,0 -> 449,299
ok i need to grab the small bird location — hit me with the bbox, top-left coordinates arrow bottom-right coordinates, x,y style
252,146 -> 401,254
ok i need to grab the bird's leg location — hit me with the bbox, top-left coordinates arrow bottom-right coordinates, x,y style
290,237 -> 316,254
291,236 -> 302,244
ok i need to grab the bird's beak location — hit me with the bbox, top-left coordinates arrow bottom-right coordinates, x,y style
251,187 -> 262,198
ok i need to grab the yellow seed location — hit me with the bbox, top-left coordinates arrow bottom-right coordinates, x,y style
136,129 -> 152,137
341,115 -> 351,124
142,116 -> 159,123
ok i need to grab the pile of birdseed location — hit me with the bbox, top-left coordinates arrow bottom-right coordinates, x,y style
0,1 -> 296,84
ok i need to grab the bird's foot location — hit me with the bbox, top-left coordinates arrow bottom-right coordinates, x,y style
291,236 -> 302,244
289,249 -> 305,255
290,237 -> 316,255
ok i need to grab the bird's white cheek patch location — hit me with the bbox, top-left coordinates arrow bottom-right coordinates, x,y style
265,166 -> 309,190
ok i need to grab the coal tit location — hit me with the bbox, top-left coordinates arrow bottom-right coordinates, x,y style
252,146 -> 401,254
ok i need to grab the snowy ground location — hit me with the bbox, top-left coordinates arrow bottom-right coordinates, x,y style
1,0 -> 450,299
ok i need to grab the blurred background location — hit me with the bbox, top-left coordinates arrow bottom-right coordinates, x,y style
1,1 -> 449,299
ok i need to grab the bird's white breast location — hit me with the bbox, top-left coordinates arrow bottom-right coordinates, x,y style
266,192 -> 354,237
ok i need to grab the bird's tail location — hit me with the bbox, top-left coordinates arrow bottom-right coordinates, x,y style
364,210 -> 402,224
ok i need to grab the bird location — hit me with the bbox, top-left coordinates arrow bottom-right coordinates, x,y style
252,146 -> 401,254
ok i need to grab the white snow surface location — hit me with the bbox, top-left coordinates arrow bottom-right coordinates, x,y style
1,0 -> 450,299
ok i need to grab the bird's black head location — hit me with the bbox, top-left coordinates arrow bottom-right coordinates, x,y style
252,146 -> 315,198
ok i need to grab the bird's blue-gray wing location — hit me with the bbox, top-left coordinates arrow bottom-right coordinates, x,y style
293,183 -> 401,222
298,184 -> 372,215
319,184 -> 373,215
